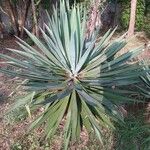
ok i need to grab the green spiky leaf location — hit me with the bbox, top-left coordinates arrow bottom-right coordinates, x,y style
0,0 -> 147,149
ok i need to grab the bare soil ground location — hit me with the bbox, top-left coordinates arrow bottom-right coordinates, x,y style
0,33 -> 149,150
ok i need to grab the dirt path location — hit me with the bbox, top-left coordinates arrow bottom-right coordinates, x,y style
125,32 -> 150,60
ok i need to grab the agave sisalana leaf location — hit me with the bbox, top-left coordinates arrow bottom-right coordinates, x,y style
0,0 -> 147,148
138,60 -> 150,98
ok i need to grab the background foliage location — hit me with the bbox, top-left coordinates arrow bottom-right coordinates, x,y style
119,0 -> 145,31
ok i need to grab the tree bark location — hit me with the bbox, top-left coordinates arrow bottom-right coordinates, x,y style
7,0 -> 20,36
0,13 -> 4,38
127,0 -> 137,37
31,0 -> 39,37
86,0 -> 101,38
113,0 -> 118,27
20,0 -> 31,38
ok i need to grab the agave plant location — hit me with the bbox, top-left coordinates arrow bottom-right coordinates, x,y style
139,60 -> 150,98
0,0 -> 147,149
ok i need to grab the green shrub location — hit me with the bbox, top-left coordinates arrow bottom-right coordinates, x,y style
115,114 -> 150,150
143,17 -> 150,38
0,0 -> 147,149
4,107 -> 27,124
11,142 -> 23,150
120,6 -> 130,29
120,0 -> 145,31
144,24 -> 150,38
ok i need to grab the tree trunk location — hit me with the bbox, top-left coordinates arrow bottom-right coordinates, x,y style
0,0 -> 3,38
127,0 -> 137,37
31,0 -> 39,37
0,13 -> 4,38
113,0 -> 118,27
20,0 -> 31,38
86,0 -> 101,38
7,0 -> 20,36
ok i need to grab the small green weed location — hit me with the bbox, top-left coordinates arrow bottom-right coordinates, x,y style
115,114 -> 150,150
